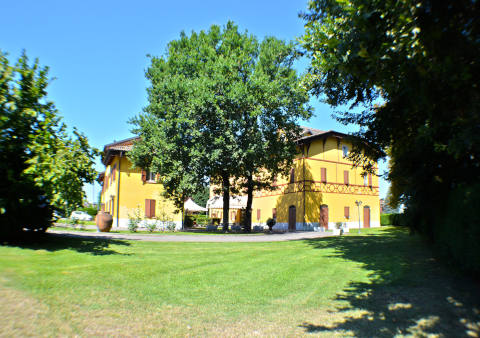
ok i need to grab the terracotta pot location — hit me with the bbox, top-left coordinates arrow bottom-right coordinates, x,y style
96,212 -> 113,232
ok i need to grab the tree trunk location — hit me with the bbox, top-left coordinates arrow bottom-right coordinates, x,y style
244,173 -> 253,232
222,173 -> 230,232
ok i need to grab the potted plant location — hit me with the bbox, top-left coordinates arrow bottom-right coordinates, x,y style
334,222 -> 343,235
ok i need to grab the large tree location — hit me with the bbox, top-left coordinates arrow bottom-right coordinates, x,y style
301,1 -> 480,272
0,51 -> 98,238
131,22 -> 311,231
234,36 -> 312,231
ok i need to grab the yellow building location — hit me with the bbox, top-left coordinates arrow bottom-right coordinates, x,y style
208,128 -> 380,231
98,137 -> 182,229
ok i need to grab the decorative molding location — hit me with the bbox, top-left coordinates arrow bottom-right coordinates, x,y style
294,157 -> 378,170
254,180 -> 379,198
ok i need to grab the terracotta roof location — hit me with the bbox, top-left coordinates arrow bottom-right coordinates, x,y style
108,145 -> 133,151
101,127 -> 347,164
301,126 -> 326,136
104,136 -> 139,151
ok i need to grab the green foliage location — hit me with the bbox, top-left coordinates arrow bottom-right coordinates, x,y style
191,186 -> 209,209
184,216 -> 194,228
78,206 -> 97,218
301,0 -> 480,273
130,21 -> 311,231
380,213 -> 407,227
266,217 -> 276,231
0,51 -> 98,237
128,207 -> 142,232
185,214 -> 209,227
144,220 -> 157,233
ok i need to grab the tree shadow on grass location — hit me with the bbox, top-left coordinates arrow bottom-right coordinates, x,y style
1,232 -> 131,256
300,227 -> 480,337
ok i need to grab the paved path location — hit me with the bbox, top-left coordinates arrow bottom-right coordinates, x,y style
48,229 -> 335,242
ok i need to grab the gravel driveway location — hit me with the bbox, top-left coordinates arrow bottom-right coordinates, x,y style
48,229 -> 335,242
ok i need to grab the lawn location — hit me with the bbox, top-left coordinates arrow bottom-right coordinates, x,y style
0,227 -> 478,336
50,225 -> 266,235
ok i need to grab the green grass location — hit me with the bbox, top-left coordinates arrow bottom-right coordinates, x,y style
0,227 -> 478,336
50,225 -> 266,235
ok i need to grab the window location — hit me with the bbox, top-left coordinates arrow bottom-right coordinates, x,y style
368,173 -> 373,187
146,171 -> 156,182
364,175 -> 368,186
145,199 -> 156,218
321,168 -> 327,183
342,145 -> 349,158
290,168 -> 295,183
272,208 -> 277,220
142,170 -> 157,183
257,209 -> 261,221
344,170 -> 349,185
344,206 -> 350,219
111,164 -> 116,183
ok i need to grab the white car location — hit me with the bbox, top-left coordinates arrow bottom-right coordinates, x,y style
70,211 -> 93,221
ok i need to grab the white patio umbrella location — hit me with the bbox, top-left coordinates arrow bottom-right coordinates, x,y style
184,197 -> 207,212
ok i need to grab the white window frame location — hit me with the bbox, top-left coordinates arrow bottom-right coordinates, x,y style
146,171 -> 156,183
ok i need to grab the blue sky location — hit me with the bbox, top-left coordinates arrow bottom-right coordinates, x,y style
2,0 -> 388,202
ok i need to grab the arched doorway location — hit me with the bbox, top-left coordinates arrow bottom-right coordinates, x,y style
288,205 -> 296,232
363,206 -> 370,228
320,204 -> 329,229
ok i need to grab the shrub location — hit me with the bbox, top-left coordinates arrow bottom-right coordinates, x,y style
184,216 -> 194,228
166,221 -> 176,232
69,217 -> 79,226
266,218 -> 276,231
144,220 -> 157,233
78,206 -> 97,217
128,207 -> 142,232
381,213 -> 407,226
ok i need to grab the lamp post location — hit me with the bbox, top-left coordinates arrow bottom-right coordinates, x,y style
355,200 -> 362,234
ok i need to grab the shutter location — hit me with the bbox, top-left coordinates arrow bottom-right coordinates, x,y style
145,199 -> 150,218
272,208 -> 277,219
344,206 -> 350,219
150,199 -> 156,218
141,170 -> 147,182
344,170 -> 349,185
112,165 -> 116,181
321,168 -> 327,183
368,174 -> 372,187
257,209 -> 261,221
290,168 -> 295,183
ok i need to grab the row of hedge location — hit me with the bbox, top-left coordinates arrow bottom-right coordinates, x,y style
184,214 -> 209,227
380,213 -> 407,226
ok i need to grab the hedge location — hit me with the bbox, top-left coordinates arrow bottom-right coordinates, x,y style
381,213 -> 407,226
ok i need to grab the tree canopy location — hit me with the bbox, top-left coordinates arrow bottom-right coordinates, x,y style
0,51 -> 98,237
130,22 -> 311,230
301,0 -> 480,273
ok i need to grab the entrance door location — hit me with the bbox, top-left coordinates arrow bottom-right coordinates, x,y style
363,206 -> 370,228
320,204 -> 329,229
288,206 -> 296,232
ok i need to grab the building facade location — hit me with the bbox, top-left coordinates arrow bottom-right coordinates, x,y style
98,137 -> 182,228
208,128 -> 380,231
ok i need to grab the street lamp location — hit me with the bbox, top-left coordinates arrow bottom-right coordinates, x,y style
355,200 -> 362,234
